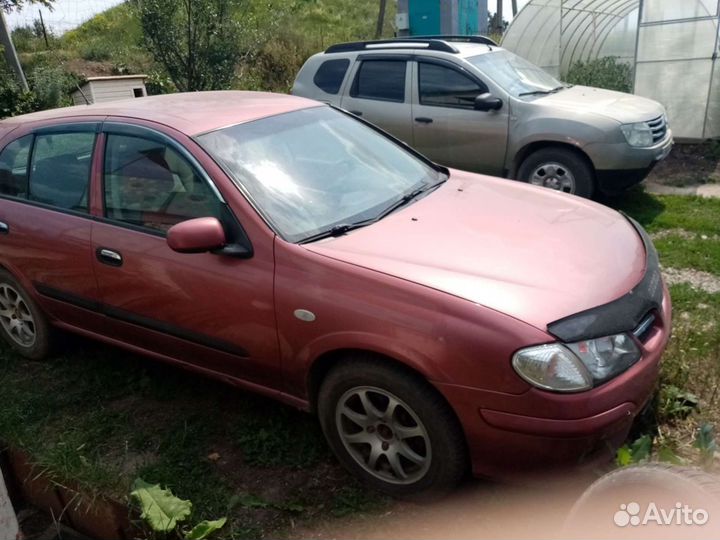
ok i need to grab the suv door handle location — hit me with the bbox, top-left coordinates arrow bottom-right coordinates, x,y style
0,221 -> 8,235
349,110 -> 363,116
96,248 -> 123,267
414,117 -> 433,124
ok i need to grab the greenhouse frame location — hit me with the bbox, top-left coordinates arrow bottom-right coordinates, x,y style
501,0 -> 720,140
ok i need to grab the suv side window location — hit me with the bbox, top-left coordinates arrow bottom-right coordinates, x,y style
29,132 -> 96,212
0,135 -> 32,198
104,134 -> 222,233
314,59 -> 350,94
351,60 -> 406,103
418,62 -> 487,109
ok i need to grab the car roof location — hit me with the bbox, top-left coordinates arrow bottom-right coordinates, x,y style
0,91 -> 321,136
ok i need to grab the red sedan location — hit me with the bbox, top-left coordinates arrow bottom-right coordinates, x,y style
0,92 -> 670,498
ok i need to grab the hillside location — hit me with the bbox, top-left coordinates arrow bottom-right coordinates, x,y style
12,0 -> 397,94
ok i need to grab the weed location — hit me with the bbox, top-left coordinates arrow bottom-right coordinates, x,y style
694,424 -> 718,469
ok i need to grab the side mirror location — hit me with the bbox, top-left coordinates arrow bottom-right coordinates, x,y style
167,217 -> 226,254
474,93 -> 503,112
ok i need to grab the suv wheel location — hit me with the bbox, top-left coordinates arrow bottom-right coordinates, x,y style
0,270 -> 52,360
318,355 -> 467,500
518,147 -> 595,198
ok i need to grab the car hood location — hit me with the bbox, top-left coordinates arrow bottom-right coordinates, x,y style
303,171 -> 646,334
534,85 -> 664,124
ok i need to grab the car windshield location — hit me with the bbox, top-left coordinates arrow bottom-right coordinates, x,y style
466,50 -> 565,97
197,107 -> 442,243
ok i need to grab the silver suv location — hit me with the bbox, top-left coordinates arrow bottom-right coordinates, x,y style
292,36 -> 673,198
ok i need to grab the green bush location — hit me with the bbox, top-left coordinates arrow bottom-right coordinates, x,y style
0,75 -> 37,119
28,65 -> 78,110
566,56 -> 633,93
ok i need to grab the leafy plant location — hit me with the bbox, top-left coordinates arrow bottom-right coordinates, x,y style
694,423 -> 717,469
133,0 -> 252,92
131,478 -> 227,539
658,384 -> 699,422
566,56 -> 633,93
616,434 -> 653,467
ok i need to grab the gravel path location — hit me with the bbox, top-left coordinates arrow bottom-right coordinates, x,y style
662,268 -> 720,294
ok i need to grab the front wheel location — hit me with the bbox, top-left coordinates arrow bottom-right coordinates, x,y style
517,147 -> 596,198
318,356 -> 467,500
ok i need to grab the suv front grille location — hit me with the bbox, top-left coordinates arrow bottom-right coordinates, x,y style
647,115 -> 667,143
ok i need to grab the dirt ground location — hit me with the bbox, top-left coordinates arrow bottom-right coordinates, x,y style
647,144 -> 720,187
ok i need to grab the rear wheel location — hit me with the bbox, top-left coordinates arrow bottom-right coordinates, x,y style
517,147 -> 595,198
318,355 -> 467,500
0,270 -> 51,360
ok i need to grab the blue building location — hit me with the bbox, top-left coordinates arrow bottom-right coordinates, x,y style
396,0 -> 489,36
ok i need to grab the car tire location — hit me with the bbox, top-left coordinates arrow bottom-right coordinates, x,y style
0,269 -> 52,360
517,147 -> 595,198
318,354 -> 467,500
564,464 -> 720,539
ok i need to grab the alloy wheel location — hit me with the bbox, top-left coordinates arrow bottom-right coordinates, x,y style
335,386 -> 431,485
0,283 -> 36,347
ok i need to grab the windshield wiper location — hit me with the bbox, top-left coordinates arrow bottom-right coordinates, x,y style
373,179 -> 446,222
299,179 -> 446,244
518,85 -> 568,97
298,221 -> 375,244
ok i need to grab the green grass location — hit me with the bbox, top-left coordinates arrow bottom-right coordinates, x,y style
613,189 -> 720,276
611,190 -> 720,467
0,338 -> 365,538
614,189 -> 720,234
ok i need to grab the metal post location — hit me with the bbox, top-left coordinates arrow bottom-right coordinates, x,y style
397,0 -> 409,36
0,9 -> 29,91
495,0 -> 503,33
478,0 -> 488,34
39,10 -> 49,49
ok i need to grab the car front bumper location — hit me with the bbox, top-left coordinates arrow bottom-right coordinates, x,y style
436,281 -> 671,481
587,131 -> 674,193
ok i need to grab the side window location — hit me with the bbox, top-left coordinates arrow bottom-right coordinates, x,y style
418,62 -> 487,109
313,59 -> 350,94
104,134 -> 222,233
351,60 -> 407,103
29,132 -> 96,212
0,135 -> 32,198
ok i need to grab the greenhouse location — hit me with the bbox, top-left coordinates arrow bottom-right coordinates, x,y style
501,0 -> 720,140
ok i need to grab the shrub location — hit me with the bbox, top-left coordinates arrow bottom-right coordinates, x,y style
566,56 -> 633,93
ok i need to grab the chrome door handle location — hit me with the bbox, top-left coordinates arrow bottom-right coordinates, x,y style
96,248 -> 123,267
0,221 -> 8,235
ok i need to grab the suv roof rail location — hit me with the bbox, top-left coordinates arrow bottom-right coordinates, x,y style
325,39 -> 459,54
410,35 -> 498,47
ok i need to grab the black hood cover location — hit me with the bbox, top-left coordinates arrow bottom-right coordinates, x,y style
547,216 -> 664,342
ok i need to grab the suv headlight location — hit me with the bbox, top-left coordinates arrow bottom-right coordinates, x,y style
513,334 -> 641,393
621,122 -> 654,147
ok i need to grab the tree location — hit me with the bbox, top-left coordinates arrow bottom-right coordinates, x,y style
1,0 -> 53,12
134,0 -> 249,92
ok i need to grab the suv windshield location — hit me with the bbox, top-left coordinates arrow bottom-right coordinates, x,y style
466,50 -> 565,97
198,107 -> 443,243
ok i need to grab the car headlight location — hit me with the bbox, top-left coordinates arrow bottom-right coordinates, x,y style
513,334 -> 641,393
621,122 -> 654,147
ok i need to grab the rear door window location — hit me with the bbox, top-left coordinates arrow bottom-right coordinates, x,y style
0,135 -> 32,198
314,59 -> 350,94
418,62 -> 487,109
29,132 -> 96,212
351,60 -> 407,103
